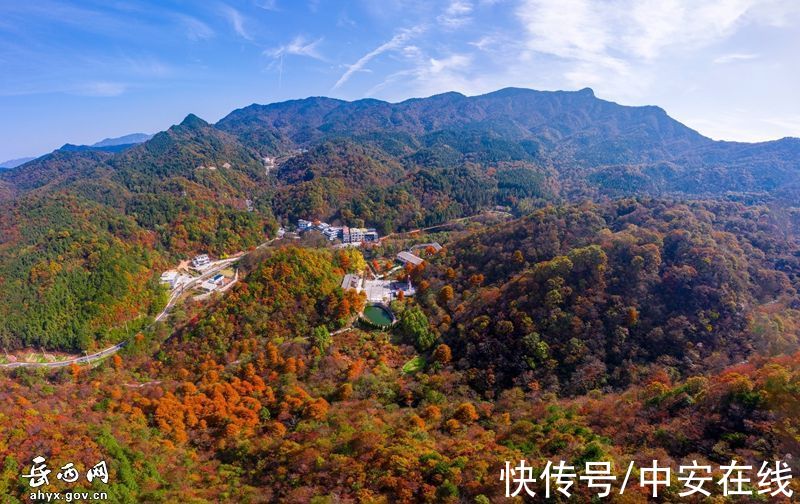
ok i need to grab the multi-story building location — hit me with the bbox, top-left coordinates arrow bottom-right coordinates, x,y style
298,219 -> 380,244
342,226 -> 366,244
192,254 -> 211,270
363,229 -> 379,242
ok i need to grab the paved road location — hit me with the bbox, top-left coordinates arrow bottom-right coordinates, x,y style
1,214 -> 481,371
0,249 -> 262,370
379,212 -> 487,241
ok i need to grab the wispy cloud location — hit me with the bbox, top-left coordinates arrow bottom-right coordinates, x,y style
513,0 -> 768,97
516,0 -> 761,62
222,5 -> 252,41
713,52 -> 759,64
123,56 -> 174,77
178,14 -> 215,41
428,54 -> 473,75
761,115 -> 800,133
469,35 -> 501,52
77,81 -> 127,97
437,0 -> 473,28
255,0 -> 279,10
365,50 -> 474,97
337,10 -> 357,28
266,35 -> 325,60
333,27 -> 423,90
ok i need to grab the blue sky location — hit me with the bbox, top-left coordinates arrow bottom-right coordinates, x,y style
1,0 -> 799,160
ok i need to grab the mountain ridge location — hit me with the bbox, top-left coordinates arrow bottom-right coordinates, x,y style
0,157 -> 36,169
0,132 -> 153,170
214,87 -> 799,198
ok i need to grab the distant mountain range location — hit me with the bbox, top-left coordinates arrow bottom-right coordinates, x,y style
0,157 -> 36,169
91,132 -> 152,148
0,132 -> 152,169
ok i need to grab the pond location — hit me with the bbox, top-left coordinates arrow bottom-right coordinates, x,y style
362,304 -> 395,327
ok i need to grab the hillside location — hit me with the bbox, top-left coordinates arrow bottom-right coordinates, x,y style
1,242 -> 798,501
0,81 -> 799,497
0,115 -> 278,351
414,199 -> 800,394
0,87 -> 798,353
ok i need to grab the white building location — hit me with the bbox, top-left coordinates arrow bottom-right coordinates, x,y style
297,219 -> 379,244
343,226 -> 380,244
397,251 -> 424,266
323,226 -> 342,241
341,273 -> 363,291
200,280 -> 219,292
363,229 -> 380,242
192,254 -> 211,270
342,226 -> 364,244
160,271 -> 179,289
410,242 -> 442,253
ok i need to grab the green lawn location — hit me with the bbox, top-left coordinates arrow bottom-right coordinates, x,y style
401,356 -> 425,374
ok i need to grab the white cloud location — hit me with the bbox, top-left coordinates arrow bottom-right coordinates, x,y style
223,5 -> 252,41
366,51 -> 477,98
428,54 -> 472,75
683,114 -> 800,142
437,1 -> 473,28
713,52 -> 759,64
77,81 -> 126,97
469,35 -> 502,51
178,15 -> 214,41
512,0 -> 775,101
761,115 -> 800,134
333,27 -> 423,90
516,0 -> 761,63
266,35 -> 325,60
123,56 -> 173,77
256,0 -> 279,10
337,11 -> 357,28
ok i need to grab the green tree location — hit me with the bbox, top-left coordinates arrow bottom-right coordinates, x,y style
312,325 -> 332,352
397,304 -> 435,351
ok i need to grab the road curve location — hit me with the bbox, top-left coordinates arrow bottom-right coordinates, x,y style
0,252 -> 251,370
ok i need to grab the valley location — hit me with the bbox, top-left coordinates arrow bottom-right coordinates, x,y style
0,88 -> 799,502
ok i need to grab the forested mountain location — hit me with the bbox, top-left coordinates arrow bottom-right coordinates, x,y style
2,241 -> 799,501
413,199 -> 800,394
0,133 -> 151,170
1,88 -> 800,501
0,115 -> 276,351
0,87 -> 798,353
217,87 -> 800,198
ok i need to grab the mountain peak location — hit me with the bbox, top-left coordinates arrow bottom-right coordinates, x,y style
179,113 -> 209,129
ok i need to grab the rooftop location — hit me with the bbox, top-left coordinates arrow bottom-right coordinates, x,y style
341,273 -> 362,291
411,242 -> 443,252
397,251 -> 424,266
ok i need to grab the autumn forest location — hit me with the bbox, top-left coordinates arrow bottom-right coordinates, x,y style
1,89 -> 800,502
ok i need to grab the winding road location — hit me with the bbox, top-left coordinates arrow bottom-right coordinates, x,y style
1,212 -> 491,371
0,252 -> 250,370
